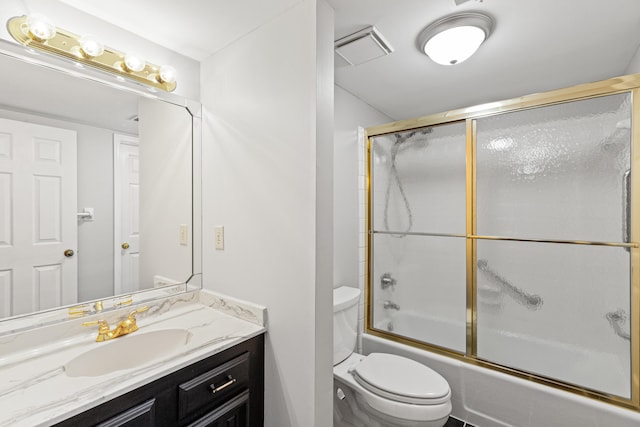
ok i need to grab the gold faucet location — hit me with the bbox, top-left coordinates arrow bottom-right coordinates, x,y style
82,306 -> 149,342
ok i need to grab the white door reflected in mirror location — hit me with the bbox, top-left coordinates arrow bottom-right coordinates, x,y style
0,118 -> 78,317
114,134 -> 140,296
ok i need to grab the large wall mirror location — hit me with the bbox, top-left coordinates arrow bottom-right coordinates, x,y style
0,40 -> 202,330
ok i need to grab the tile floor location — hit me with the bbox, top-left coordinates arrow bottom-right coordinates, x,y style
444,416 -> 476,427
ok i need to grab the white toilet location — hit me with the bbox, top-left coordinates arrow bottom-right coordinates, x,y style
333,286 -> 452,427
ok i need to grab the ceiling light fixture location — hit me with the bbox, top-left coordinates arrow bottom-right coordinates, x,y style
7,14 -> 177,92
417,12 -> 493,66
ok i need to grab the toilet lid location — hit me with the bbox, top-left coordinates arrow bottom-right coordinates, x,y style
352,353 -> 450,405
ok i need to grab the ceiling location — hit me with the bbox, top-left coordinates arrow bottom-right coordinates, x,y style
328,0 -> 640,120
57,0 -> 302,61
45,0 -> 640,121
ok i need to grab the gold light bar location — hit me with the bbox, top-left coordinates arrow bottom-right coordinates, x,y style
7,15 -> 177,92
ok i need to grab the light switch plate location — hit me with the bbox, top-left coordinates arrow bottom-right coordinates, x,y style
179,224 -> 188,245
215,226 -> 224,250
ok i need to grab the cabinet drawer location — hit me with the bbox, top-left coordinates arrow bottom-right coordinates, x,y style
178,351 -> 250,420
95,398 -> 155,427
187,389 -> 250,427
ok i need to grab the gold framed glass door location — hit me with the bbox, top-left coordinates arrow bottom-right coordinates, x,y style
365,74 -> 640,409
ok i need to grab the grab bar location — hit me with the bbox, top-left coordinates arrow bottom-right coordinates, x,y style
623,169 -> 631,251
605,309 -> 630,341
476,259 -> 543,310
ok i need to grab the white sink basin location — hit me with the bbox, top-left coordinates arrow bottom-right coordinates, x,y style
65,329 -> 191,377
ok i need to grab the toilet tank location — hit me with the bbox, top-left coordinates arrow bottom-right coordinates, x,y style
333,286 -> 361,365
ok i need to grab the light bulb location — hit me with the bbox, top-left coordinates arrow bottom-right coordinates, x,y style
79,35 -> 104,58
157,65 -> 177,84
26,14 -> 56,41
123,53 -> 146,72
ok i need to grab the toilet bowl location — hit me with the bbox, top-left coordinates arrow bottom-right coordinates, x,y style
333,286 -> 451,427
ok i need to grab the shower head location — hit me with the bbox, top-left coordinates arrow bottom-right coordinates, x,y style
394,127 -> 433,145
391,128 -> 432,158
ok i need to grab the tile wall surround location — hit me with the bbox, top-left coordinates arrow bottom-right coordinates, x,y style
357,126 -> 367,354
0,289 -> 266,426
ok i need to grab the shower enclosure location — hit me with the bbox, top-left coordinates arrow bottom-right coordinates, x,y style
366,74 -> 640,409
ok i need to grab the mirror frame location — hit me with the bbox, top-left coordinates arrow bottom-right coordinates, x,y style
0,39 -> 202,335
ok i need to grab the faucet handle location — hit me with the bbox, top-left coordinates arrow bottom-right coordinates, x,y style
68,305 -> 90,318
82,320 -> 112,341
128,306 -> 149,320
116,306 -> 149,335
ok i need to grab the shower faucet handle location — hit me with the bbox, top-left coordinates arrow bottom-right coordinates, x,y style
380,272 -> 397,289
383,300 -> 400,310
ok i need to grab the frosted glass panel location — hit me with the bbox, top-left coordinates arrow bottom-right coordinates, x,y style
476,239 -> 631,398
372,234 -> 466,352
371,122 -> 466,235
476,93 -> 631,242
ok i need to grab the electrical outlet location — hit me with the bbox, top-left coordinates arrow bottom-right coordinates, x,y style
179,224 -> 188,245
215,226 -> 224,250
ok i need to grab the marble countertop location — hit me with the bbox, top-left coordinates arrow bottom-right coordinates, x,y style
0,290 -> 266,427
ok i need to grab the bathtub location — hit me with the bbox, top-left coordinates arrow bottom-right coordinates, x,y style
369,312 -> 639,426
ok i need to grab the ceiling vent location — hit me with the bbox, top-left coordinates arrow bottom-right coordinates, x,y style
335,26 -> 393,66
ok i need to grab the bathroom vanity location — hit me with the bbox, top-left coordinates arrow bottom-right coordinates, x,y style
55,334 -> 263,426
0,290 -> 266,427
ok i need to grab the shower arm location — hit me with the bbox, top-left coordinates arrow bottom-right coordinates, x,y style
476,259 -> 543,310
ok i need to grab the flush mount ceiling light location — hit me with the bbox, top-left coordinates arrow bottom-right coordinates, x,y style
7,14 -> 177,92
417,12 -> 494,66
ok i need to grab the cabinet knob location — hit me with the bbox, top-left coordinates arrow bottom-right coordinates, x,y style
121,242 -> 130,250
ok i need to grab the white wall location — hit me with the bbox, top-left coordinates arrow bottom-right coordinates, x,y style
0,0 -> 200,100
201,1 -> 333,426
624,42 -> 640,74
0,107 -> 116,301
333,86 -> 391,289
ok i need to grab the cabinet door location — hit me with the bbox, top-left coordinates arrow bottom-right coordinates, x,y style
187,390 -> 249,427
96,399 -> 155,427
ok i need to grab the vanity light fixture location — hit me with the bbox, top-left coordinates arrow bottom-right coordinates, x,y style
417,12 -> 494,66
7,14 -> 177,92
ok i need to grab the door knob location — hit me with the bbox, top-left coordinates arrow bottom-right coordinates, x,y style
121,242 -> 130,250
64,249 -> 74,257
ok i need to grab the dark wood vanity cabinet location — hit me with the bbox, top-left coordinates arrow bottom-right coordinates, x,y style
54,334 -> 264,427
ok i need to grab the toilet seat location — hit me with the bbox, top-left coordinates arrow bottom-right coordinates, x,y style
352,353 -> 451,405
